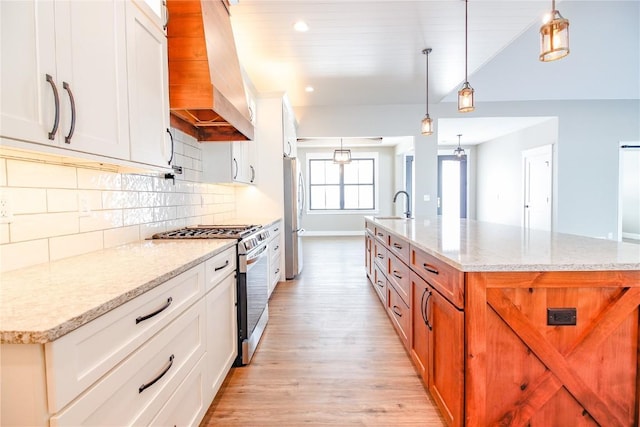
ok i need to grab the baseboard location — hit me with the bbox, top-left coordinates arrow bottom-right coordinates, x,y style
622,231 -> 640,241
302,231 -> 365,237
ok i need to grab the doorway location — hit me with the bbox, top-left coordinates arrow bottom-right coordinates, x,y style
405,155 -> 414,215
619,143 -> 640,242
437,155 -> 467,218
522,145 -> 552,231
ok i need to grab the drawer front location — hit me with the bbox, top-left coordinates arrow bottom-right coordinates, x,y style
270,254 -> 281,286
373,240 -> 387,270
151,355 -> 208,427
387,251 -> 410,305
374,226 -> 388,245
387,284 -> 410,350
372,264 -> 387,305
205,246 -> 236,292
45,263 -> 206,412
365,220 -> 374,234
388,234 -> 410,264
50,299 -> 207,427
268,220 -> 282,237
411,246 -> 464,309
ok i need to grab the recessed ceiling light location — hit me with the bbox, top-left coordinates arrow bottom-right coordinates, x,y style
305,86 -> 314,93
294,21 -> 309,32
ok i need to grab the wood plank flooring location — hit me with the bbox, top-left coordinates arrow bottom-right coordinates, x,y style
200,236 -> 445,426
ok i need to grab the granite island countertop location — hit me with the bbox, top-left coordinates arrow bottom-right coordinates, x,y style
0,239 -> 236,344
367,216 -> 640,272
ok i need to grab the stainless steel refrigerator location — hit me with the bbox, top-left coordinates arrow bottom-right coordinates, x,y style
283,156 -> 304,279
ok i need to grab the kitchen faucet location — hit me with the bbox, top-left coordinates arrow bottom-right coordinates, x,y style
393,190 -> 411,218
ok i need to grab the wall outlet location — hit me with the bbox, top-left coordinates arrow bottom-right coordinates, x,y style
423,194 -> 431,202
0,192 -> 13,224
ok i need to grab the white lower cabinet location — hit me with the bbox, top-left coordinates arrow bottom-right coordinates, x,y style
50,298 -> 206,426
0,246 -> 238,427
267,220 -> 283,297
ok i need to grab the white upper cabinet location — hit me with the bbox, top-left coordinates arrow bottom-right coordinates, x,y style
126,1 -> 171,168
282,95 -> 297,157
1,0 -> 171,170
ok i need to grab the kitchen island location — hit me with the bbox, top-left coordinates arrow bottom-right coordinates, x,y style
365,216 -> 640,427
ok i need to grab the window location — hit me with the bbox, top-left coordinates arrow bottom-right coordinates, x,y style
308,156 -> 376,211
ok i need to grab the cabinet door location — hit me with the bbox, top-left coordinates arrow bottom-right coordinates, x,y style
54,0 -> 130,159
204,273 -> 237,403
282,96 -> 296,157
0,0 -> 58,146
126,1 -> 171,167
428,287 -> 464,427
411,272 -> 429,385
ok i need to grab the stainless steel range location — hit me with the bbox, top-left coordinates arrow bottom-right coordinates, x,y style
152,225 -> 270,366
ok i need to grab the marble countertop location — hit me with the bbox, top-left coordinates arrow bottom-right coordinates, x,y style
0,239 -> 235,344
367,216 -> 640,272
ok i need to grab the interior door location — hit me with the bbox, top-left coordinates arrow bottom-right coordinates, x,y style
437,155 -> 467,218
522,145 -> 552,231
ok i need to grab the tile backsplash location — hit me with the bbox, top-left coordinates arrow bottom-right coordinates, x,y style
0,129 -> 236,272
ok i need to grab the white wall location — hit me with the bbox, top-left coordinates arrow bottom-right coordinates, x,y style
476,119 -> 557,227
295,99 -> 640,239
296,145 -> 396,234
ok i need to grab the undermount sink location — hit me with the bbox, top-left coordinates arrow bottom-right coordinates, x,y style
373,216 -> 413,220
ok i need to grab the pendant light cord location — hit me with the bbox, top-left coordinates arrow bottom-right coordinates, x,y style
425,49 -> 430,116
464,0 -> 468,83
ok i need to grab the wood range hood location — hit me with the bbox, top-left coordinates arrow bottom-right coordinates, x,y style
167,0 -> 254,141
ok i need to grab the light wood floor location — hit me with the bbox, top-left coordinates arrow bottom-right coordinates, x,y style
200,236 -> 446,426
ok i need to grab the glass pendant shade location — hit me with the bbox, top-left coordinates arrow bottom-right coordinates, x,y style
539,9 -> 570,62
454,134 -> 466,158
458,82 -> 475,113
333,149 -> 351,164
421,114 -> 433,136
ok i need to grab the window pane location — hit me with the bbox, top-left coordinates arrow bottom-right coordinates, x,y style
359,185 -> 374,209
343,162 -> 359,184
325,185 -> 340,209
344,185 -> 359,209
310,185 -> 340,210
325,162 -> 340,184
358,160 -> 374,184
310,160 -> 325,184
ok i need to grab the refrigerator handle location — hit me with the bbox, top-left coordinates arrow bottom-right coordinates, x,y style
298,172 -> 305,214
293,228 -> 305,235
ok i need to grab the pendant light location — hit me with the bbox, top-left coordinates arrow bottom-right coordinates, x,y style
458,0 -> 474,113
333,138 -> 352,164
454,134 -> 466,158
539,0 -> 570,62
421,48 -> 434,135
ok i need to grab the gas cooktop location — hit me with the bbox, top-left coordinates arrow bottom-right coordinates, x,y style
151,225 -> 261,240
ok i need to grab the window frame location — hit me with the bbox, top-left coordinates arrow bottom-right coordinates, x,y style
305,152 -> 379,214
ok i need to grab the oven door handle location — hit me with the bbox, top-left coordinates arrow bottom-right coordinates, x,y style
246,245 -> 268,264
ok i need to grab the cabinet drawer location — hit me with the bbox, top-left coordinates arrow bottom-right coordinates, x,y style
151,354 -> 208,427
387,284 -> 410,351
388,251 -> 410,305
365,220 -> 375,234
373,240 -> 387,270
411,246 -> 464,309
205,246 -> 236,292
374,226 -> 389,244
388,234 -> 410,264
45,263 -> 205,412
270,255 -> 281,283
50,299 -> 207,426
372,264 -> 387,305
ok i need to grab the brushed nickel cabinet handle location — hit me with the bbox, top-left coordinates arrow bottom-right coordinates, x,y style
376,280 -> 384,288
136,297 -> 172,324
139,354 -> 174,393
46,74 -> 60,140
392,270 -> 402,279
62,82 -> 75,144
393,243 -> 403,250
392,305 -> 403,317
167,128 -> 174,165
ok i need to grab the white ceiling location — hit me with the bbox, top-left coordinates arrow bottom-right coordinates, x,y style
229,1 -> 639,145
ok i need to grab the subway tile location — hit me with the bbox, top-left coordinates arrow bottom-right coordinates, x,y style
123,207 -> 154,226
49,231 -> 103,261
78,190 -> 103,211
140,221 -> 166,239
104,225 -> 140,248
183,144 -> 200,160
192,159 -> 203,173
166,193 -> 185,206
0,224 -> 9,244
102,191 -> 139,209
121,174 -> 153,192
77,168 -> 121,190
0,239 -> 50,272
139,192 -> 161,208
3,188 -> 47,214
0,158 -> 7,186
10,212 -> 79,242
153,176 -> 174,193
153,206 -> 177,222
80,210 -> 124,232
7,159 -> 77,188
47,189 -> 78,213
